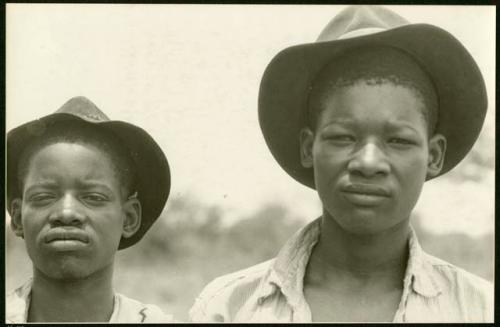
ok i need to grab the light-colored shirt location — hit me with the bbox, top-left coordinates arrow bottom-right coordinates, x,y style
190,218 -> 493,323
6,279 -> 174,323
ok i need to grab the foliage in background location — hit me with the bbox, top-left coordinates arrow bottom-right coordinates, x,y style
6,194 -> 493,321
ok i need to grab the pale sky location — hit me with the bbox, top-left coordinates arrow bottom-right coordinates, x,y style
6,4 -> 495,236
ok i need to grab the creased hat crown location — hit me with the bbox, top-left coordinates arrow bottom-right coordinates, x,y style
56,96 -> 110,122
317,5 -> 409,42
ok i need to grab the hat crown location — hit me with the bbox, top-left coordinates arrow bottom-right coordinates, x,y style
55,96 -> 110,122
317,5 -> 410,42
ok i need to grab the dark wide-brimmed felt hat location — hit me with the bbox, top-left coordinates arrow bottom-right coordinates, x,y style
7,96 -> 171,250
258,5 -> 488,189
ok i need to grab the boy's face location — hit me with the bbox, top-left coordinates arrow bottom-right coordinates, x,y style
300,81 -> 446,235
11,142 -> 141,280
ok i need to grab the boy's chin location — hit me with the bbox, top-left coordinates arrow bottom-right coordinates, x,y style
35,257 -> 112,282
324,210 -> 408,236
49,269 -> 91,281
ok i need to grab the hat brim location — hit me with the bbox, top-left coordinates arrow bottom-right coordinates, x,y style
7,113 -> 171,250
258,23 -> 487,189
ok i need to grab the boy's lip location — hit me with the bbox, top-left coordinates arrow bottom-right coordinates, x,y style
340,184 -> 392,207
340,183 -> 391,197
45,229 -> 90,244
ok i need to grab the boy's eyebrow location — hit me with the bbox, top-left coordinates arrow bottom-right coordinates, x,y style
319,118 -> 355,129
24,181 -> 59,193
319,119 -> 423,136
24,181 -> 116,194
75,180 -> 115,192
384,120 -> 420,134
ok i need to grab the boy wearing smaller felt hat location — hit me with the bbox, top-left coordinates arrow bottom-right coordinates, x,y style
6,96 -> 174,323
190,6 -> 492,323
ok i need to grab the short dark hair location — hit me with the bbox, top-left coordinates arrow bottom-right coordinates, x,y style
307,46 -> 439,136
17,121 -> 137,198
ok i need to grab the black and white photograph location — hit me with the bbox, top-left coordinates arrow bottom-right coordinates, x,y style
5,4 -> 495,323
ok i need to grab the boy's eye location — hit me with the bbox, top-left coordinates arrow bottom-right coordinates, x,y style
82,193 -> 109,205
324,134 -> 356,143
334,135 -> 355,142
28,193 -> 56,206
388,137 -> 414,145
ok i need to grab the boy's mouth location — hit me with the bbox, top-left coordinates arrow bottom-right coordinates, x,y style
340,183 -> 391,207
45,229 -> 90,244
341,183 -> 391,197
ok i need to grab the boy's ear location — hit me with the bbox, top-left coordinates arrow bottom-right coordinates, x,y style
427,133 -> 447,179
10,199 -> 24,238
122,197 -> 142,239
300,127 -> 315,168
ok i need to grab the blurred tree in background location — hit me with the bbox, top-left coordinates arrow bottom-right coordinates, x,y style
445,127 -> 494,183
6,192 -> 493,321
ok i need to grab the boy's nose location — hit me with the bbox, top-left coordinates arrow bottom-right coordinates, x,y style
347,142 -> 390,178
49,194 -> 85,226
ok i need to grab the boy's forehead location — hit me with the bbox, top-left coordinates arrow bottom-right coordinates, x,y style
21,140 -> 123,187
26,142 -> 116,175
308,50 -> 439,136
22,122 -> 127,166
17,127 -> 136,198
19,141 -> 134,204
317,81 -> 428,124
319,78 -> 426,108
22,143 -> 125,194
30,140 -> 114,164
309,46 -> 437,108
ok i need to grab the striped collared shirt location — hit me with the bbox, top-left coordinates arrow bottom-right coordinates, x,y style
6,279 -> 174,323
190,218 -> 493,323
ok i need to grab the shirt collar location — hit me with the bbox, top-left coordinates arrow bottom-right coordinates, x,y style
255,218 -> 441,306
256,217 -> 321,307
406,227 -> 442,298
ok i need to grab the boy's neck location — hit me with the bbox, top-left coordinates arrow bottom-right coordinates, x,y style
309,213 -> 410,282
28,263 -> 115,322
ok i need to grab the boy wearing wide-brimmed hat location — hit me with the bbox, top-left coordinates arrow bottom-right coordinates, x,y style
6,97 -> 173,322
190,6 -> 492,323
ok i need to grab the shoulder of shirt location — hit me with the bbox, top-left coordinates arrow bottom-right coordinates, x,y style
196,258 -> 275,302
190,258 -> 275,319
6,279 -> 32,323
421,251 -> 493,298
6,290 -> 23,323
115,293 -> 175,323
